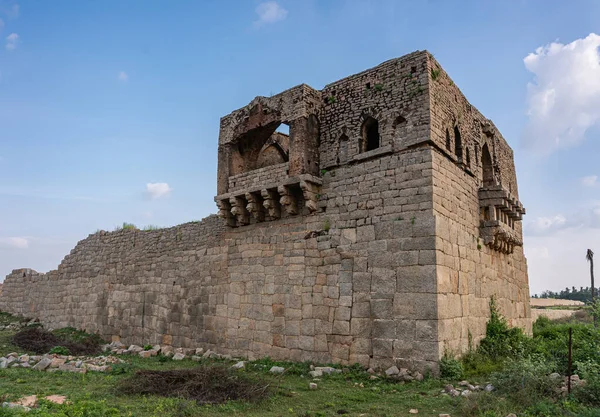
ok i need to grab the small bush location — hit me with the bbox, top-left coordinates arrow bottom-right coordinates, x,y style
49,346 -> 70,355
12,326 -> 103,355
439,355 -> 464,380
573,360 -> 600,406
477,297 -> 532,360
144,344 -> 153,351
118,365 -> 270,404
490,356 -> 560,408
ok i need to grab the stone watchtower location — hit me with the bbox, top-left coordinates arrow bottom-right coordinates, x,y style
214,50 -> 530,370
0,50 -> 530,373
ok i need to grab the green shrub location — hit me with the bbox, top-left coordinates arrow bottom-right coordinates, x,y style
144,344 -> 153,351
439,354 -> 464,380
573,360 -> 600,406
532,317 -> 600,375
49,346 -> 70,355
477,297 -> 532,361
490,356 -> 560,408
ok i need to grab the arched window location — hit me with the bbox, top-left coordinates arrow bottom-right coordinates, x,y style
454,126 -> 462,161
361,117 -> 380,152
482,143 -> 494,187
466,148 -> 471,167
445,128 -> 451,151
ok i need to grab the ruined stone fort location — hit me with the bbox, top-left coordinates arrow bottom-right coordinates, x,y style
0,51 -> 531,372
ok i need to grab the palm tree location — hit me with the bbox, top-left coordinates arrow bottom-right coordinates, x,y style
587,249 -> 595,302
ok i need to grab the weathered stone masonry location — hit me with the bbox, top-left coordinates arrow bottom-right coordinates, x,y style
0,51 -> 531,372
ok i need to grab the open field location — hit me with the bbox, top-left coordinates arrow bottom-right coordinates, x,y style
1,309 -> 600,417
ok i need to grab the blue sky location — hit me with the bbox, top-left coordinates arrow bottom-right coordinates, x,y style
1,0 -> 599,294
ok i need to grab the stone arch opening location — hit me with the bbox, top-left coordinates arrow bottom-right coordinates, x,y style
454,126 -> 463,161
482,143 -> 494,186
445,128 -> 451,151
361,117 -> 380,152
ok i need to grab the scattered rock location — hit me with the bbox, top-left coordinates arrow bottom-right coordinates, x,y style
2,402 -> 31,412
309,370 -> 323,378
315,366 -> 341,375
191,355 -> 202,362
16,395 -> 38,408
458,380 -> 469,386
172,353 -> 186,361
461,390 -> 471,397
413,372 -> 424,381
309,382 -> 318,390
18,354 -> 29,363
270,366 -> 285,374
195,348 -> 204,356
127,345 -> 143,354
202,349 -> 213,359
45,395 -> 67,405
449,390 -> 460,397
367,368 -> 375,374
409,409 -> 419,414
439,414 -> 451,417
32,357 -> 52,371
232,361 -> 245,370
385,366 -> 400,376
506,414 -> 517,417
369,375 -> 378,380
484,384 -> 495,392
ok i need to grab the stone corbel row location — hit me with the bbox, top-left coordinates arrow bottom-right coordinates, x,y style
216,176 -> 322,227
480,221 -> 523,254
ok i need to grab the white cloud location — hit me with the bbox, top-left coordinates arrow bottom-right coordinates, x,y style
117,71 -> 128,82
254,1 -> 287,27
0,237 -> 28,249
523,33 -> 600,153
526,214 -> 569,236
581,175 -> 598,187
146,182 -> 172,200
5,32 -> 17,50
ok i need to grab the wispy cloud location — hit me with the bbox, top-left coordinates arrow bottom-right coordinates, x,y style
581,175 -> 598,187
146,182 -> 172,200
5,32 -> 17,50
117,71 -> 128,82
525,203 -> 600,236
523,33 -> 600,153
0,237 -> 28,249
254,1 -> 287,27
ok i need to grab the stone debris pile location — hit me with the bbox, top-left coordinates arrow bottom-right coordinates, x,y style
0,351 -> 122,373
101,341 -> 235,361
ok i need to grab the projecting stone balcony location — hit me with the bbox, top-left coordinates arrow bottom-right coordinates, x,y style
215,174 -> 322,227
478,185 -> 525,254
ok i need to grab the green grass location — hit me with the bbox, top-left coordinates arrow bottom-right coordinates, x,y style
0,355 -> 459,416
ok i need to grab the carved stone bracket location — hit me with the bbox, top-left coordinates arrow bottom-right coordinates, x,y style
229,196 -> 250,226
278,185 -> 298,216
217,199 -> 235,227
245,192 -> 265,222
261,189 -> 281,220
300,179 -> 320,213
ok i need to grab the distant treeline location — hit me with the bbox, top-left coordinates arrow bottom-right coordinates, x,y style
532,286 -> 600,303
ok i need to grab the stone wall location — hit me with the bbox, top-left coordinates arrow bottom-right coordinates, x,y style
0,51 -> 531,372
228,162 -> 289,193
